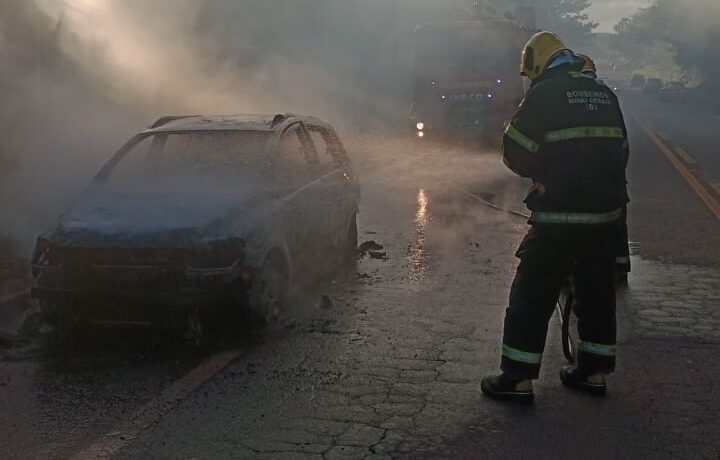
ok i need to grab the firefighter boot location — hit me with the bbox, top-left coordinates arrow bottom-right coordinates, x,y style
481,373 -> 534,403
560,366 -> 607,396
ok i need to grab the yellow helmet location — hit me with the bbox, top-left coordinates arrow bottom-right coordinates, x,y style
520,31 -> 568,81
577,53 -> 597,74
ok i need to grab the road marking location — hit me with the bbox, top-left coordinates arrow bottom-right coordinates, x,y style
674,147 -> 696,165
636,117 -> 720,220
71,348 -> 244,460
656,131 -> 671,143
710,179 -> 720,196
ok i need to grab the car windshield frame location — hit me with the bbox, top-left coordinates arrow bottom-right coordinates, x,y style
95,129 -> 274,186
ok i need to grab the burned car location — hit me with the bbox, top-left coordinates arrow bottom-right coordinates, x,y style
31,114 -> 360,334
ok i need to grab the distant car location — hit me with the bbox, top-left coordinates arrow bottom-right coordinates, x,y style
658,82 -> 688,103
631,74 -> 646,89
643,78 -> 663,95
31,114 -> 360,335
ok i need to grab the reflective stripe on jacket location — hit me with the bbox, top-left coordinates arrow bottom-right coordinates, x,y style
530,208 -> 623,225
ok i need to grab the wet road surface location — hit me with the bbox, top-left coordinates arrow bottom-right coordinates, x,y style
621,91 -> 720,266
1,125 -> 719,459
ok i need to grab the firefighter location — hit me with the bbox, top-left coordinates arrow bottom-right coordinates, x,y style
578,53 -> 632,282
481,32 -> 630,403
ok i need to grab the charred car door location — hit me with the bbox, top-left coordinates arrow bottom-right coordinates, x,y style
305,124 -> 360,252
270,123 -> 322,276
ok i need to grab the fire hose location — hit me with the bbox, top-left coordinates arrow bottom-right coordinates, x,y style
462,190 -> 530,219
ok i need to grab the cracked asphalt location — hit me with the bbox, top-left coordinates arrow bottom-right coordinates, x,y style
2,94 -> 720,460
104,140 -> 526,460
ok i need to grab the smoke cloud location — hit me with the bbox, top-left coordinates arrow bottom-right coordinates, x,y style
0,0 -> 431,250
7,0 -> 678,253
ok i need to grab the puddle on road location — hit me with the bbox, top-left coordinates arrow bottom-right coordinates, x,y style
408,188 -> 430,282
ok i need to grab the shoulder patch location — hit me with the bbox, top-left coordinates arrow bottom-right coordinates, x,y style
566,87 -> 614,110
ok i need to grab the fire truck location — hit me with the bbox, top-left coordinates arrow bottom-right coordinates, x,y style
410,18 -> 534,143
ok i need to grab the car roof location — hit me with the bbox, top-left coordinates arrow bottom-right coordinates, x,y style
142,114 -> 331,134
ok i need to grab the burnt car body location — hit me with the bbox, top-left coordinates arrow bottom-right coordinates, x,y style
31,114 -> 360,327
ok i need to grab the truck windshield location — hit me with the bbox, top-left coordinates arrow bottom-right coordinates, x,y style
415,23 -> 517,74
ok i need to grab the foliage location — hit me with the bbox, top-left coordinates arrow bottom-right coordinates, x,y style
613,0 -> 720,91
477,0 -> 597,44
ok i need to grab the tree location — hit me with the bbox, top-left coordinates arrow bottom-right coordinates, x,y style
475,0 -> 597,44
613,0 -> 720,91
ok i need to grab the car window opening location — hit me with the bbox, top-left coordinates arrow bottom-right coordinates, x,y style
106,131 -> 272,187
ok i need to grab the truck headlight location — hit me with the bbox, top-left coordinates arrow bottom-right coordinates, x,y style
416,122 -> 425,131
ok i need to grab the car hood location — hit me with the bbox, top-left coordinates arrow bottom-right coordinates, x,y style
45,185 -> 272,248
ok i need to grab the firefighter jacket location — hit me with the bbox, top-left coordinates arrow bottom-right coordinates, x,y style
503,63 -> 629,225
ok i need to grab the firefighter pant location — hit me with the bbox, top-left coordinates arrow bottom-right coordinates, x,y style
501,224 -> 617,380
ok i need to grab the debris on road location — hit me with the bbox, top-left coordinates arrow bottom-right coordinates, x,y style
318,295 -> 333,310
359,240 -> 383,253
302,318 -> 339,335
367,250 -> 389,260
359,240 -> 388,260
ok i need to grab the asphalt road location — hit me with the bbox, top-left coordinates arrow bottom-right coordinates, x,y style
1,105 -> 719,460
620,90 -> 720,266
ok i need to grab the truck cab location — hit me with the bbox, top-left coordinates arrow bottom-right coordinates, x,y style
410,20 -> 530,144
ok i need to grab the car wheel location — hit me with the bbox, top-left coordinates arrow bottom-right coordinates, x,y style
250,254 -> 289,324
42,300 -> 87,345
183,306 -> 204,345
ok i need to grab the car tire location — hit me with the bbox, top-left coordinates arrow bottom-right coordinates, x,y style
343,213 -> 359,261
250,254 -> 289,325
42,300 -> 87,345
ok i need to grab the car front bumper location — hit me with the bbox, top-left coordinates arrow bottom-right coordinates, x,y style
31,261 -> 253,307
